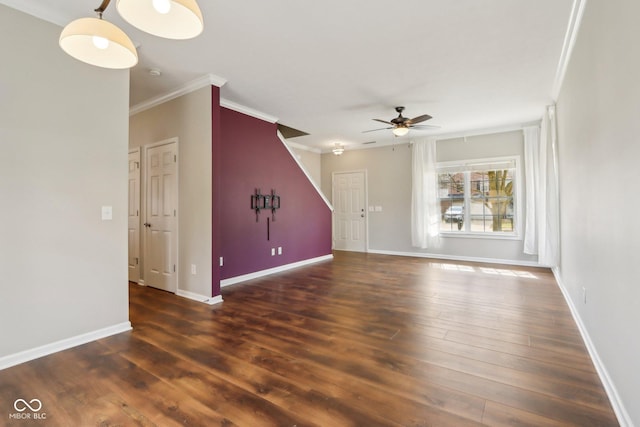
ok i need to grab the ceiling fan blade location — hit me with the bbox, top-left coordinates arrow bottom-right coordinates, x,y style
410,124 -> 440,129
407,114 -> 432,125
362,127 -> 393,133
373,118 -> 394,125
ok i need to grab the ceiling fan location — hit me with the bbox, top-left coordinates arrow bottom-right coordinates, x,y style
364,106 -> 437,137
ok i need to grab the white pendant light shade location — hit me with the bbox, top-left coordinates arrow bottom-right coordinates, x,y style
59,17 -> 138,69
392,126 -> 410,137
116,0 -> 204,40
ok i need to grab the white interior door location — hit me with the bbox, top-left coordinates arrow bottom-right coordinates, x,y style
333,171 -> 367,252
144,141 -> 178,293
128,149 -> 141,282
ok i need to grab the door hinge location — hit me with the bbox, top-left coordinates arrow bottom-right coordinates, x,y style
174,209 -> 176,217
174,155 -> 177,163
173,265 -> 176,272
135,257 -> 139,265
135,161 -> 140,169
137,210 -> 139,217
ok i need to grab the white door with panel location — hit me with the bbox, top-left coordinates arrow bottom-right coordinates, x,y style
144,141 -> 178,293
128,149 -> 141,282
332,171 -> 367,252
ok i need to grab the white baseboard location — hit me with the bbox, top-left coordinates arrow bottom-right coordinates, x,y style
0,322 -> 132,371
366,249 -> 544,268
221,254 -> 334,287
176,289 -> 223,305
552,267 -> 631,427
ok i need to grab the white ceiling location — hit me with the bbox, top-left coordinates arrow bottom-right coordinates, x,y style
2,0 -> 574,152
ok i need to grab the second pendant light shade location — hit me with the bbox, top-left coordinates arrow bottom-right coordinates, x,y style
116,0 -> 204,40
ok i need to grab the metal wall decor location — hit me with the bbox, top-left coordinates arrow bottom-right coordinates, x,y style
251,188 -> 281,222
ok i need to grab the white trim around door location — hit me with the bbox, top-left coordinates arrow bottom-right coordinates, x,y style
331,170 -> 368,252
142,138 -> 179,293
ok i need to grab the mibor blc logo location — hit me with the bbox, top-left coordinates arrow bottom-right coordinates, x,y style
9,398 -> 47,420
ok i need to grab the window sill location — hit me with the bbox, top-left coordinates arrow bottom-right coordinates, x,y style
439,231 -> 521,241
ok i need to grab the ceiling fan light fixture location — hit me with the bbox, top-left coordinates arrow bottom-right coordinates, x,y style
116,0 -> 204,40
392,126 -> 410,137
59,17 -> 138,69
332,144 -> 345,156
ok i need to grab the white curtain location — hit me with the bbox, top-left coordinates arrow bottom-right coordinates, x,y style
523,126 -> 540,254
523,106 -> 560,267
541,105 -> 560,267
411,139 -> 440,249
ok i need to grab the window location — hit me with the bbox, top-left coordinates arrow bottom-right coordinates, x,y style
438,157 -> 518,235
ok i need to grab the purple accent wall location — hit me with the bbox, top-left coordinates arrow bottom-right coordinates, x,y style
219,107 -> 332,279
211,86 -> 222,296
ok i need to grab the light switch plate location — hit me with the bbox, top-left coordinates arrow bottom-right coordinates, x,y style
101,206 -> 113,220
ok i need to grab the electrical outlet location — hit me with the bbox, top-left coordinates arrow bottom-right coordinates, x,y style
582,287 -> 587,304
191,264 -> 197,275
271,248 -> 276,256
277,247 -> 282,255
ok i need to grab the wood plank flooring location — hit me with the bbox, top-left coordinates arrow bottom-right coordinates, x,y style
0,251 -> 618,426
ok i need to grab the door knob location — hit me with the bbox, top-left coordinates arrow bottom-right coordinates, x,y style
143,222 -> 151,228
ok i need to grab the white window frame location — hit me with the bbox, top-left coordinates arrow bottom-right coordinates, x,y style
437,155 -> 523,240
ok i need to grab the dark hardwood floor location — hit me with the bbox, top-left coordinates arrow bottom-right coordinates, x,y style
0,251 -> 618,426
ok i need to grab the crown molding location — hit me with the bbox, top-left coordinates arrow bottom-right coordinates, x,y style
220,98 -> 278,123
326,121 -> 542,155
431,121 -> 541,142
129,73 -> 227,116
551,0 -> 588,101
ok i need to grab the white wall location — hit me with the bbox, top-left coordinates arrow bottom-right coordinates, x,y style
288,144 -> 322,186
0,6 -> 130,361
555,0 -> 640,424
129,87 -> 213,298
321,131 -> 538,265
